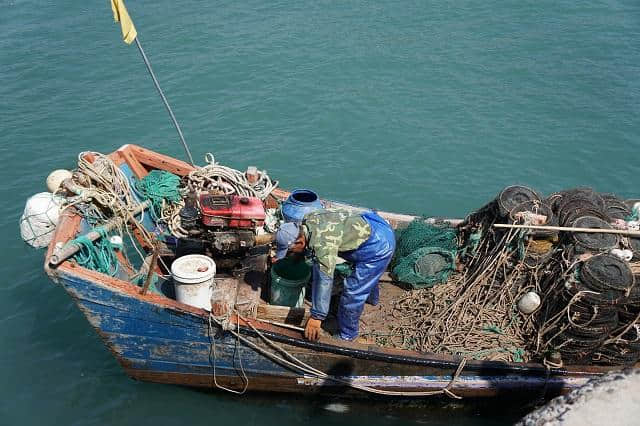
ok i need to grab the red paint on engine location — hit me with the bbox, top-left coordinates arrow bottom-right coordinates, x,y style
200,194 -> 266,229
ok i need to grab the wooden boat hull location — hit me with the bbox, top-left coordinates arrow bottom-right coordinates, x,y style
43,144 -> 621,399
53,264 -> 598,399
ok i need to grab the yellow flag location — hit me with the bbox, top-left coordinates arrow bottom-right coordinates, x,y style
111,0 -> 137,44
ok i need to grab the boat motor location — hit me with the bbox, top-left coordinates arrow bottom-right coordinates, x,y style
175,193 -> 271,271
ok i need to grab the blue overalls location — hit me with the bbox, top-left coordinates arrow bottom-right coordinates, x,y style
334,211 -> 396,340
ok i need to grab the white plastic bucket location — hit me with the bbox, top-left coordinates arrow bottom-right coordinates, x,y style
170,255 -> 216,310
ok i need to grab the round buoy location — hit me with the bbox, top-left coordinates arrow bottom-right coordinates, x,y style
46,169 -> 72,193
20,192 -> 64,248
518,291 -> 541,314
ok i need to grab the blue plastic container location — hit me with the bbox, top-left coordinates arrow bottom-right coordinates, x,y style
281,189 -> 323,223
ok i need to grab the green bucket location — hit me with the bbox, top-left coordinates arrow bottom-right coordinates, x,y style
270,258 -> 311,307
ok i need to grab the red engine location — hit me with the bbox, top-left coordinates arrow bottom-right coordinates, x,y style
200,194 -> 266,229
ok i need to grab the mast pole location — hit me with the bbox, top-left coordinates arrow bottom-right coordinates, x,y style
134,37 -> 195,166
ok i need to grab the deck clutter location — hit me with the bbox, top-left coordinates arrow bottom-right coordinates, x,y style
370,186 -> 640,366
20,146 -> 640,397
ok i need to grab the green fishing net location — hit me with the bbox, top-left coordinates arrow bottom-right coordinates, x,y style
71,226 -> 119,276
391,220 -> 458,289
133,170 -> 182,219
394,220 -> 458,259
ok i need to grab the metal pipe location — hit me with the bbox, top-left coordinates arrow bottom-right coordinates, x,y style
493,223 -> 640,237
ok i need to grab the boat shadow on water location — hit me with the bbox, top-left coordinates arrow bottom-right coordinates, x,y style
182,367 -> 536,425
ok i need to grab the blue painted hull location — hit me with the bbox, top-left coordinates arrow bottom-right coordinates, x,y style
58,270 -> 298,387
53,267 -> 604,398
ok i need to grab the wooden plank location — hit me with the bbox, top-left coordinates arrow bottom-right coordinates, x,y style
44,209 -> 82,278
81,152 -> 96,164
270,188 -> 289,202
107,150 -> 126,167
234,254 -> 268,318
256,304 -> 310,326
114,249 -> 135,278
117,145 -> 148,179
131,227 -> 153,252
140,246 -> 159,295
127,144 -> 196,177
235,278 -> 263,318
264,194 -> 281,209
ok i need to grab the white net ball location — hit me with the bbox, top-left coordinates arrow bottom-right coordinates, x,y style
20,192 -> 65,248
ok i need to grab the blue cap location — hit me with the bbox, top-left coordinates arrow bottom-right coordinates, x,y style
275,222 -> 300,260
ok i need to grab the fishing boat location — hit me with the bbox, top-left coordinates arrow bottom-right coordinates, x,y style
35,144 -> 627,400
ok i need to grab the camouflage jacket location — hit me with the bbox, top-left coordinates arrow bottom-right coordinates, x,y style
302,209 -> 371,277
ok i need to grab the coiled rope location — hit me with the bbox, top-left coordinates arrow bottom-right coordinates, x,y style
186,153 -> 277,200
66,152 -> 166,272
165,153 -> 278,238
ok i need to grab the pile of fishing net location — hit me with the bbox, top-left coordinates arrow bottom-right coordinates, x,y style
525,189 -> 640,366
391,220 -> 458,289
375,185 -> 640,366
133,170 -> 182,220
371,186 -> 549,361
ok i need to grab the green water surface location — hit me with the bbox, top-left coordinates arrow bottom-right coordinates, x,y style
2,1 -> 639,424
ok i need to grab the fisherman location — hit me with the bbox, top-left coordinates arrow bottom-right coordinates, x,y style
274,209 -> 396,342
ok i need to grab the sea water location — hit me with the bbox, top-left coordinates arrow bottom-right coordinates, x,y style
2,1 -> 639,424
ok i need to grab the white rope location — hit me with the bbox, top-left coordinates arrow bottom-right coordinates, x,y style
165,153 -> 278,238
69,152 -> 172,272
186,153 -> 278,200
208,313 -> 249,395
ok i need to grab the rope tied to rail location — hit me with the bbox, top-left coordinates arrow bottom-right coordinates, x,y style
51,151 -> 171,276
208,311 -> 467,398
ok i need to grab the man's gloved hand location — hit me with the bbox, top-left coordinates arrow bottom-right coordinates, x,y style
304,318 -> 322,341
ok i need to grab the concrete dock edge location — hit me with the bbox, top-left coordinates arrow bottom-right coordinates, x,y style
516,369 -> 640,426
